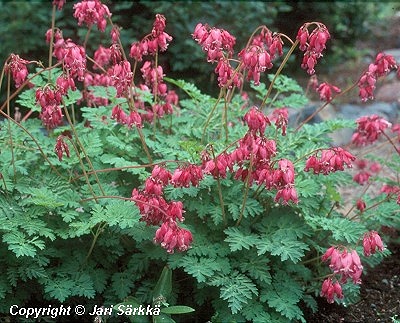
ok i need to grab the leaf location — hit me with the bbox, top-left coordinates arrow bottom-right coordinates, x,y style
153,266 -> 172,300
3,232 -> 43,257
182,256 -> 221,283
256,236 -> 309,263
212,271 -> 258,314
72,273 -> 95,299
63,89 -> 82,106
25,187 -> 65,209
44,277 -> 75,302
111,272 -> 135,300
160,306 -> 195,314
224,227 -> 259,252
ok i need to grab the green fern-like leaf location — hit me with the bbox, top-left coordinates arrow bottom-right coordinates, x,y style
44,277 -> 75,302
224,227 -> 259,252
212,271 -> 258,314
181,256 -> 222,283
71,273 -> 95,299
111,272 -> 135,300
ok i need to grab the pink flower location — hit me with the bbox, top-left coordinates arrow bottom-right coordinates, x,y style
53,0 -> 66,10
171,164 -> 203,188
305,147 -> 355,175
374,52 -> 397,77
243,106 -> 270,135
321,278 -> 343,304
358,63 -> 377,102
274,184 -> 298,205
239,46 -> 273,85
36,87 -> 64,129
111,105 -> 127,124
322,247 -> 363,284
154,220 -> 193,253
317,82 -> 341,102
269,34 -> 284,59
363,231 -> 385,256
269,108 -> 289,136
56,75 -> 76,95
93,45 -> 111,69
353,171 -> 371,185
214,60 -> 242,88
111,25 -> 120,44
356,199 -> 366,212
352,115 -> 391,146
202,152 -> 233,179
132,189 -> 169,225
5,54 -> 29,88
110,60 -> 133,97
73,0 -> 111,32
298,23 -> 330,75
151,165 -> 172,187
54,135 -> 70,161
192,23 -> 235,63
296,27 -> 309,51
62,40 -> 87,81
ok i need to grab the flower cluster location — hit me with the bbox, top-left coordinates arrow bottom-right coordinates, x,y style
73,0 -> 111,32
269,107 -> 289,136
363,231 -> 385,256
352,159 -> 381,185
111,105 -> 142,128
130,14 -> 173,61
304,147 -> 356,175
381,184 -> 400,205
35,87 -> 64,129
316,82 -> 341,102
297,23 -> 330,75
201,106 -> 296,205
358,52 -> 397,101
110,60 -> 133,97
238,27 -> 284,85
192,23 -> 236,62
131,164 -> 193,253
5,54 -> 30,88
54,135 -> 70,161
320,278 -> 343,304
351,114 -> 391,146
192,23 -> 240,88
321,231 -> 385,303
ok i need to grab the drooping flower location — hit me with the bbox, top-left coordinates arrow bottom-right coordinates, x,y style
73,0 -> 111,32
363,231 -> 385,256
352,115 -> 391,146
93,45 -> 112,69
154,220 -> 193,254
356,199 -> 366,212
297,22 -> 330,75
5,54 -> 29,88
53,0 -> 66,10
110,60 -> 133,97
36,87 -> 64,129
305,147 -> 355,174
243,106 -> 270,135
321,278 -> 344,304
54,135 -> 70,161
316,82 -> 341,102
171,164 -> 203,188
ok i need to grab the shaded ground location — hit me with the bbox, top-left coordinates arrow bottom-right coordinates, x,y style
304,242 -> 400,323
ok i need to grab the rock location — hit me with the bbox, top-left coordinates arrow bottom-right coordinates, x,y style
375,82 -> 400,103
339,102 -> 399,123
